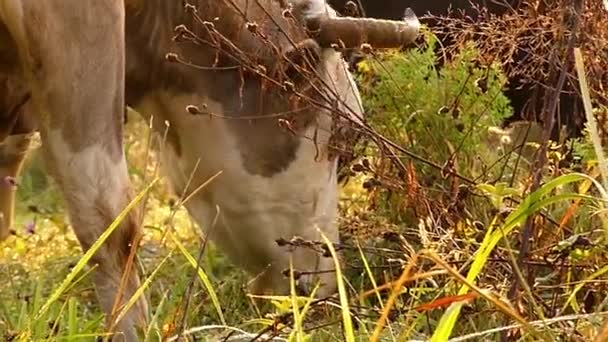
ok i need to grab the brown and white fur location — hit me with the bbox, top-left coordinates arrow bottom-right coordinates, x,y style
125,0 -> 364,298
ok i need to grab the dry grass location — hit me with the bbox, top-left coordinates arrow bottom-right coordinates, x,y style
2,0 -> 608,340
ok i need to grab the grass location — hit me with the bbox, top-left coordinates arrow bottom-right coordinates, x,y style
1,49 -> 608,341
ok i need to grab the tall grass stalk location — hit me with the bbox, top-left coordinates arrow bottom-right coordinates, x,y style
20,178 -> 159,341
431,173 -> 604,341
319,229 -> 355,342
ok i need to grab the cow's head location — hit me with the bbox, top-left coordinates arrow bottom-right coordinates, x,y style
171,0 -> 420,171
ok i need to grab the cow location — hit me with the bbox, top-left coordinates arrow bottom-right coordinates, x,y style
0,0 -> 419,340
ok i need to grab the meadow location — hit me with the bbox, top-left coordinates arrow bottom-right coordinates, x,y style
1,21 -> 608,342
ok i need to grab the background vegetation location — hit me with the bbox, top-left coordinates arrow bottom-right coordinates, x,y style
1,12 -> 608,342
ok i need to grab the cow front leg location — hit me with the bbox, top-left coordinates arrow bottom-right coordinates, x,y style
40,129 -> 148,341
0,0 -> 148,340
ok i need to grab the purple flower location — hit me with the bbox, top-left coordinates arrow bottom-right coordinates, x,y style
25,221 -> 36,235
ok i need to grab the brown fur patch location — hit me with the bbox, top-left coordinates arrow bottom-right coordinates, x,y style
124,0 -> 332,177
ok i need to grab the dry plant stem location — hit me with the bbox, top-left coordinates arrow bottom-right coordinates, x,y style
595,317 -> 608,342
108,227 -> 144,337
110,121 -> 175,332
107,133 -> 166,336
109,119 -> 170,335
248,298 -> 332,341
165,169 -> 222,330
358,269 -> 448,301
138,115 -> 163,225
573,48 -> 608,190
499,223 -> 549,329
422,250 -> 544,339
116,122 -> 171,329
507,0 -> 583,309
370,252 -> 419,341
168,325 -> 289,342
451,310 -> 608,342
175,207 -> 219,339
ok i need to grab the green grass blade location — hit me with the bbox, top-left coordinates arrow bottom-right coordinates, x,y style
31,280 -> 45,337
68,297 -> 78,339
286,272 -> 319,342
562,263 -> 608,313
319,229 -> 355,342
17,300 -> 27,332
288,258 -> 303,342
114,251 -> 173,326
144,289 -> 170,342
574,48 -> 608,190
431,173 -> 599,341
169,231 -> 225,325
32,179 -> 159,324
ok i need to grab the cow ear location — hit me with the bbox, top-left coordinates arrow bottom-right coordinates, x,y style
280,38 -> 321,82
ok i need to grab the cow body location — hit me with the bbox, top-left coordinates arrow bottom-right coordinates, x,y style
0,0 -> 374,340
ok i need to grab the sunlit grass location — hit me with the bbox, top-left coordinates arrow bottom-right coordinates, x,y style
2,45 -> 608,341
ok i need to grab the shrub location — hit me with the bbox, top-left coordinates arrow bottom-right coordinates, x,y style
350,31 -> 513,226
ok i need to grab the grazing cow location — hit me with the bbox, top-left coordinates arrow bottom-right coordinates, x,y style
0,0 -> 418,340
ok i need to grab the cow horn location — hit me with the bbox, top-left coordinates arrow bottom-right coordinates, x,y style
305,8 -> 420,49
